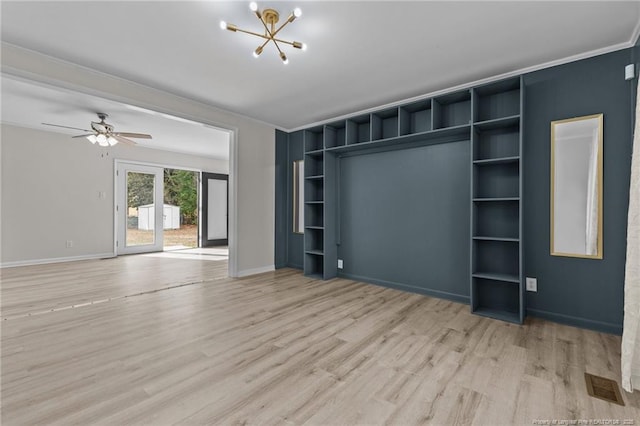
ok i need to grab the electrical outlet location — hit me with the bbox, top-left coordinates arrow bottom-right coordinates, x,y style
526,277 -> 537,292
337,259 -> 343,269
66,240 -> 73,248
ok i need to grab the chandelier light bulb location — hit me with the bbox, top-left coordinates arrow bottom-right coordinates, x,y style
107,136 -> 118,146
86,135 -> 97,144
222,4 -> 305,63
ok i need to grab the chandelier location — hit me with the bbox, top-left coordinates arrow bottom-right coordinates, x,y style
220,2 -> 306,64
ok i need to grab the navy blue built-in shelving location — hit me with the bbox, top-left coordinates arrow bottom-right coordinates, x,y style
300,76 -> 524,324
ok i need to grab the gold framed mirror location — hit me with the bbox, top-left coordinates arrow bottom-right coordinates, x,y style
550,113 -> 603,259
293,160 -> 304,234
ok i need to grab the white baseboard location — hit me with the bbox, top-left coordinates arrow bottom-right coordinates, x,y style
236,265 -> 275,278
1,253 -> 116,268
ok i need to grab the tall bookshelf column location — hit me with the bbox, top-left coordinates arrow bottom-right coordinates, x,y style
470,76 -> 524,323
303,127 -> 325,279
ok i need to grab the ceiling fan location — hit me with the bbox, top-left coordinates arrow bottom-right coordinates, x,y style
42,113 -> 152,147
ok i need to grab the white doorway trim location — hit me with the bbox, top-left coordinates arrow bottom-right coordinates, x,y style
2,70 -> 240,277
113,154 -> 237,277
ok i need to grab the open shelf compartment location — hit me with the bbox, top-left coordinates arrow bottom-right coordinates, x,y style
347,114 -> 371,144
472,277 -> 521,323
304,253 -> 324,279
304,154 -> 324,177
474,77 -> 521,122
304,127 -> 324,152
305,227 -> 324,253
474,162 -> 520,199
304,203 -> 324,228
304,178 -> 324,203
433,90 -> 471,129
473,239 -> 519,282
371,108 -> 399,141
473,200 -> 519,240
474,122 -> 520,161
400,99 -> 432,135
324,121 -> 346,148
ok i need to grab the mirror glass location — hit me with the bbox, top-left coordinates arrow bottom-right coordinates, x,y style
551,114 -> 603,259
293,160 -> 304,233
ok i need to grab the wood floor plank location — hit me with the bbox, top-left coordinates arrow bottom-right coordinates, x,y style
2,255 -> 639,425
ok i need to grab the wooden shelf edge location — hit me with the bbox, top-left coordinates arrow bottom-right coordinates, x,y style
473,156 -> 520,165
305,250 -> 324,256
472,272 -> 520,283
473,115 -> 520,130
472,197 -> 519,202
472,307 -> 522,324
473,236 -> 519,242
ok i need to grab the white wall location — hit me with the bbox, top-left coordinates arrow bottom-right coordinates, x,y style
1,43 -> 276,275
0,124 -> 227,264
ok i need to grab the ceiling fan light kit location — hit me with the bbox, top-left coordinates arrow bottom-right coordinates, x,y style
42,112 -> 152,148
221,2 -> 306,64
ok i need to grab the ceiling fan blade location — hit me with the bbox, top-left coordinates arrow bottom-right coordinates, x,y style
71,134 -> 95,138
114,132 -> 152,139
42,123 -> 91,132
112,135 -> 137,146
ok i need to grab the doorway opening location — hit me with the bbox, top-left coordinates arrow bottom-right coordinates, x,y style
117,161 -> 229,257
163,168 -> 199,251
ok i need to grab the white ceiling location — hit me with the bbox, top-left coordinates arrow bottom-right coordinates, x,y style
1,1 -> 639,132
1,76 -> 231,160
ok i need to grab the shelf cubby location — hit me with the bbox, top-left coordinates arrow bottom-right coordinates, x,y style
433,90 -> 471,129
304,154 -> 324,177
305,227 -> 324,253
474,78 -> 520,122
472,277 -> 520,323
324,121 -> 347,149
400,100 -> 432,135
474,125 -> 520,161
304,202 -> 324,228
304,127 -> 324,152
305,178 -> 324,203
305,253 -> 324,279
474,162 -> 519,199
371,108 -> 399,141
474,201 -> 519,240
473,240 -> 519,281
347,114 -> 371,144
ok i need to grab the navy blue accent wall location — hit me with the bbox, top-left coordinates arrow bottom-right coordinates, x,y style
274,129 -> 304,269
523,48 -> 634,334
337,141 -> 471,303
275,47 -> 637,334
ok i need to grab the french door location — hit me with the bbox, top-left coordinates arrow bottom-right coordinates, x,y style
201,172 -> 228,246
117,162 -> 164,254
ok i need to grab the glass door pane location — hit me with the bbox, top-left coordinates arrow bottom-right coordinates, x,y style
126,171 -> 156,247
117,162 -> 164,255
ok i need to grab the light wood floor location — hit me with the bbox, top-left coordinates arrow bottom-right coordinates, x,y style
2,256 -> 639,425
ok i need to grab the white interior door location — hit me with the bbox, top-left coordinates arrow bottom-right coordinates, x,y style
117,162 -> 164,254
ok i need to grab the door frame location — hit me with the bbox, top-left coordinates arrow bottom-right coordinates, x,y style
116,162 -> 165,255
200,172 -> 229,247
114,157 -> 236,276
